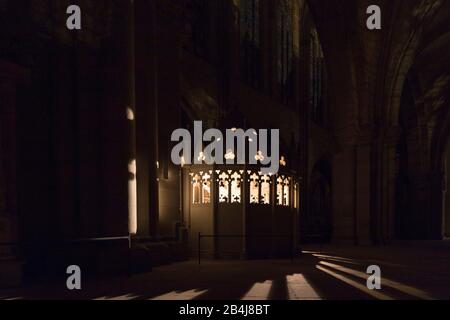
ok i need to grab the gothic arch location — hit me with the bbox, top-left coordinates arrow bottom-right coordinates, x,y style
385,0 -> 446,128
304,156 -> 332,243
395,77 -> 422,239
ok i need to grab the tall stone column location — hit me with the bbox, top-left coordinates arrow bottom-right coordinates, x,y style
444,153 -> 450,237
155,1 -> 184,237
134,0 -> 159,237
0,61 -> 29,287
332,128 -> 374,245
429,171 -> 444,240
381,128 -> 400,242
355,142 -> 372,245
332,146 -> 357,244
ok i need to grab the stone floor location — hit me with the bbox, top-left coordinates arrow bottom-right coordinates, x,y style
1,241 -> 450,300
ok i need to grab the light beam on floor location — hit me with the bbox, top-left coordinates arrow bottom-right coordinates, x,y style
286,274 -> 321,300
319,261 -> 434,300
95,293 -> 140,300
150,289 -> 208,300
0,296 -> 22,300
241,280 -> 273,300
316,265 -> 395,300
312,254 -> 362,265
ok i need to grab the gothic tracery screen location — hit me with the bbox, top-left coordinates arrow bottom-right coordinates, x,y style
231,172 -> 242,203
276,176 -> 284,205
283,177 -> 290,206
260,174 -> 271,204
191,172 -> 211,204
275,175 -> 291,207
218,171 -> 230,203
248,171 -> 271,205
249,172 -> 260,204
217,170 -> 242,204
192,169 -> 294,207
192,173 -> 202,204
202,172 -> 211,204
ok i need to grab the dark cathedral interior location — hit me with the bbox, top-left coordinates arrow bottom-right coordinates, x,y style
0,0 -> 449,301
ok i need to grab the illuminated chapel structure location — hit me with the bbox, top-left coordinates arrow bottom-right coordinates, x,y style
1,0 -> 449,285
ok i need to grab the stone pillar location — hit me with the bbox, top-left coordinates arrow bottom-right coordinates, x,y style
134,0 -> 159,237
0,61 -> 29,287
332,128 -> 374,245
128,0 -> 137,235
406,172 -> 442,239
381,128 -> 400,242
227,0 -> 240,111
156,2 -> 184,238
444,153 -> 450,237
332,147 -> 356,244
355,143 -> 372,245
429,171 -> 444,240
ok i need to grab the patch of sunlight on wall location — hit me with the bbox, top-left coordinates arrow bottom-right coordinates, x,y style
128,159 -> 137,235
126,107 -> 135,121
286,274 -> 321,300
241,280 -> 273,300
150,289 -> 208,300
